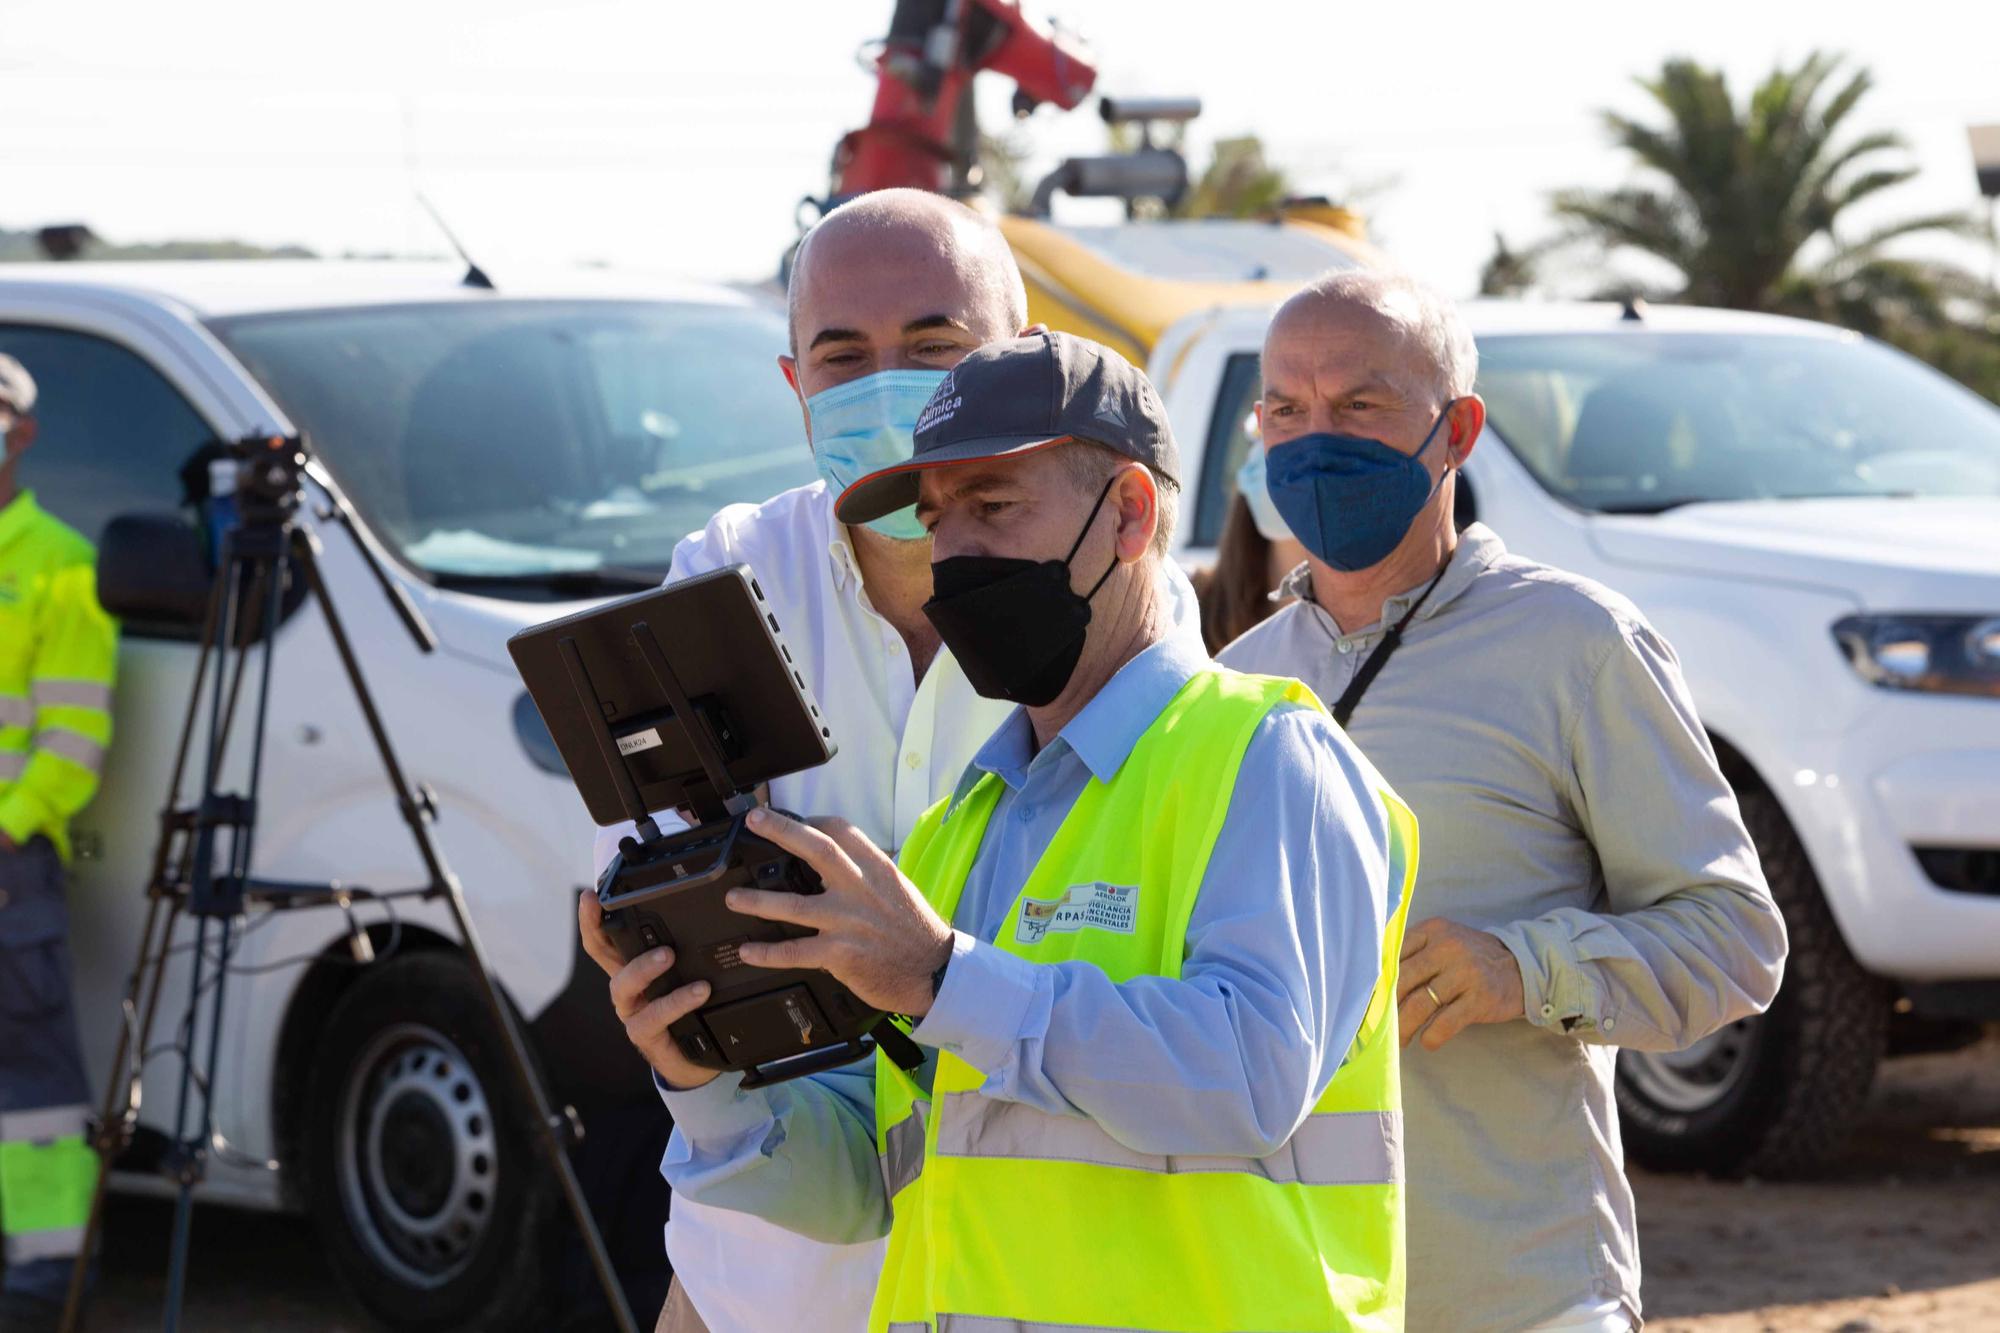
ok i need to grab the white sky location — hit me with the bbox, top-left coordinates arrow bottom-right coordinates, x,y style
4,0 -> 1997,298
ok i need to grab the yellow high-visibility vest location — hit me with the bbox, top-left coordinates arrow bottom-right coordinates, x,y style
0,490 -> 117,860
873,667 -> 1418,1333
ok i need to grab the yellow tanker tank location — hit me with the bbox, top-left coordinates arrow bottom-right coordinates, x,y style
997,201 -> 1385,367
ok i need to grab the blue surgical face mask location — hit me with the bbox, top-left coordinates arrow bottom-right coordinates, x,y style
1233,447 -> 1294,543
1264,400 -> 1459,572
804,369 -> 948,541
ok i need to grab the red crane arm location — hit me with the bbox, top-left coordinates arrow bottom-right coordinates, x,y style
832,0 -> 1097,198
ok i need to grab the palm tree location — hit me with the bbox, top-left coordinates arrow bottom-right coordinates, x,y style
1552,52 -> 1974,318
1479,230 -> 1567,297
1174,136 -> 1292,219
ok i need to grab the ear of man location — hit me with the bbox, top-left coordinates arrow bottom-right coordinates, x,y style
1109,464 -> 1160,564
1443,395 -> 1486,464
1059,441 -> 1177,559
777,356 -> 811,441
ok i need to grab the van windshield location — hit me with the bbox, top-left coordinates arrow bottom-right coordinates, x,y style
1476,331 -> 2000,512
210,300 -> 814,589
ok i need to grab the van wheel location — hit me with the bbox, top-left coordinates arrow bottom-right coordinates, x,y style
304,952 -> 557,1330
1615,789 -> 1887,1177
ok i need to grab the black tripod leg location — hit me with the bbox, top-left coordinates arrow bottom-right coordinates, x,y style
162,547 -> 274,1331
294,533 -> 640,1333
66,540 -> 258,1333
158,545 -> 270,1333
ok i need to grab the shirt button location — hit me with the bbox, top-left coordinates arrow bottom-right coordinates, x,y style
905,751 -> 922,770
1541,1004 -> 1555,1018
1602,1017 -> 1615,1032
1337,640 -> 1354,654
886,638 -> 903,654
1016,805 -> 1034,822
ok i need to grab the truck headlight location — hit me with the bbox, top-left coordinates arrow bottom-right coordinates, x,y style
1832,615 -> 2000,698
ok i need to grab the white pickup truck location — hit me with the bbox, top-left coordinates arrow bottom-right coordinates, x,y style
0,260 -> 822,1329
1153,297 -> 2000,1175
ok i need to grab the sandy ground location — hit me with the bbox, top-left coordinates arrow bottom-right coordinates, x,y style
68,1032 -> 2000,1332
1638,1030 -> 2000,1333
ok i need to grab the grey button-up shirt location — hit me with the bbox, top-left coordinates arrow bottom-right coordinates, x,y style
1220,523 -> 1788,1332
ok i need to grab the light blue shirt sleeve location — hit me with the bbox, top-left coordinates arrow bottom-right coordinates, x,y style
657,1059 -> 895,1245
630,498 -> 897,1242
914,702 -> 1395,1158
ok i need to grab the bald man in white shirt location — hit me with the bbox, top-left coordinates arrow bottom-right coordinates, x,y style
582,189 -> 1200,1333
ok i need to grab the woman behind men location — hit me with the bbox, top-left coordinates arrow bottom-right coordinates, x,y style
1189,449 -> 1306,653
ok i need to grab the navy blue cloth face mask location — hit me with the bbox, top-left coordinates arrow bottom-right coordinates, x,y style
1264,399 -> 1460,572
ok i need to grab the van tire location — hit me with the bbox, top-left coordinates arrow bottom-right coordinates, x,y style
1615,789 -> 1886,1177
303,952 -> 558,1330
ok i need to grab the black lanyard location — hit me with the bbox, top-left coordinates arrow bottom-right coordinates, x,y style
1329,566 -> 1448,728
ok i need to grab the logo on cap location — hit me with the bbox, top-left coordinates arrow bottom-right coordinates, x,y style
915,372 -> 962,437
1095,398 -> 1128,432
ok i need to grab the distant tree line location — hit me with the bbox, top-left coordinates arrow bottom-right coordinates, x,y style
0,227 -> 316,263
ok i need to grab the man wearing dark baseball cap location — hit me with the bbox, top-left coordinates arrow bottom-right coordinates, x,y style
648,331 -> 1419,1332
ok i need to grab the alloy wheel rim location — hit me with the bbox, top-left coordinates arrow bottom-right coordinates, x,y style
1620,1016 -> 1759,1114
335,1023 -> 499,1289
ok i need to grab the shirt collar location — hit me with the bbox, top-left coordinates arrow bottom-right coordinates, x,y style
949,633 -> 1211,809
0,490 -> 40,548
822,486 -> 864,596
1282,522 -> 1507,634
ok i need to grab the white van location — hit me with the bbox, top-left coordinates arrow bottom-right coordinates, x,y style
1155,297 -> 2000,1176
0,261 -> 819,1328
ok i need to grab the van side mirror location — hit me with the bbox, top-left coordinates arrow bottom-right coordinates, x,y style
98,513 -> 211,636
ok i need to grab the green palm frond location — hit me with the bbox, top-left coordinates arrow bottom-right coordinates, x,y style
1549,50 -> 1982,322
1823,166 -> 1923,218
1835,210 -> 1984,260
1551,186 -> 1702,276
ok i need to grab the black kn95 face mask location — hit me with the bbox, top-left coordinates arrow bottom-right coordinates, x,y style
922,475 -> 1121,707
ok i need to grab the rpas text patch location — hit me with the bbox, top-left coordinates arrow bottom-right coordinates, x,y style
1014,882 -> 1139,945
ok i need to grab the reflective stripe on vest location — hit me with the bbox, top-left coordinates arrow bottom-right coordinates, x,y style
0,752 -> 24,781
32,726 -> 106,774
31,679 -> 114,711
0,695 -> 31,728
934,1093 -> 1403,1187
892,1312 -> 1280,1320
881,1101 -> 929,1200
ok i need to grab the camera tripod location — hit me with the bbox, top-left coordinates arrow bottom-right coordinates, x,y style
57,436 -> 638,1333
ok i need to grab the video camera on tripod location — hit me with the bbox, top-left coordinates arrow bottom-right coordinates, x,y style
509,567 -> 925,1088
63,433 -> 641,1333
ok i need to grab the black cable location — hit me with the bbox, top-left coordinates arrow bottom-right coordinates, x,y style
224,894 -> 404,976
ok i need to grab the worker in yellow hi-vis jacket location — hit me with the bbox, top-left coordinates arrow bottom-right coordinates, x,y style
0,354 -> 117,1332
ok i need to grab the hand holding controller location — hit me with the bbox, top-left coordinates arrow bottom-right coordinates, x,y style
726,808 -> 956,1023
517,566 -> 929,1087
579,889 -> 720,1090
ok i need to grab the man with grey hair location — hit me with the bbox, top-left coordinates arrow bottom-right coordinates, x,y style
1221,269 -> 1789,1331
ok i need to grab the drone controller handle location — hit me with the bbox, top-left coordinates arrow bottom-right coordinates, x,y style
738,1038 -> 875,1090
